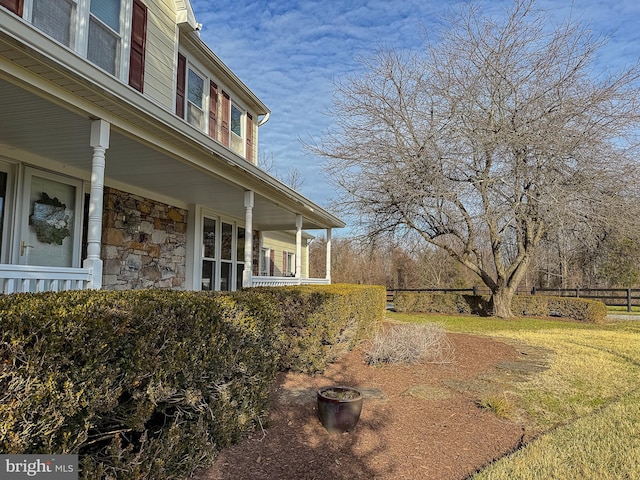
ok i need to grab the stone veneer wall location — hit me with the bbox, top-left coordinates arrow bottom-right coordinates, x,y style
101,187 -> 188,290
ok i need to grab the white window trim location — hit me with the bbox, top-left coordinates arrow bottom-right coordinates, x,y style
194,208 -> 246,291
260,247 -> 270,276
186,64 -> 208,131
230,103 -> 243,138
23,0 -> 133,82
0,159 -> 16,264
284,251 -> 296,276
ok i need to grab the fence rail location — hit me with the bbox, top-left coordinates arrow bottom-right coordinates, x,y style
0,264 -> 92,294
250,276 -> 330,287
532,287 -> 640,311
387,287 -> 640,312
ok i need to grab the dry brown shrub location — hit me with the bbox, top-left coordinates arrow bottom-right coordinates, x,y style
365,323 -> 455,365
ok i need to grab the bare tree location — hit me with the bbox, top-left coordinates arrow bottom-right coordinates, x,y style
308,0 -> 640,317
258,152 -> 305,191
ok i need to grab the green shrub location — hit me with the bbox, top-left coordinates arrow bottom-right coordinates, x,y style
394,291 -> 606,323
0,284 -> 385,478
252,284 -> 385,373
394,292 -> 485,315
0,290 -> 281,478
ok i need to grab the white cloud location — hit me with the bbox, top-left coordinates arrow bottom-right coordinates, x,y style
191,0 -> 640,212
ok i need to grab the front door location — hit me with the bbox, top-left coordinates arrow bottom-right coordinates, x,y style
19,168 -> 82,267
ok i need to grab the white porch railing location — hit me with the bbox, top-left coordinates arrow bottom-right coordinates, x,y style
0,264 -> 92,294
250,276 -> 330,287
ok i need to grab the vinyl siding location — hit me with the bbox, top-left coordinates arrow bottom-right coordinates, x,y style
262,231 -> 309,277
142,0 -> 177,109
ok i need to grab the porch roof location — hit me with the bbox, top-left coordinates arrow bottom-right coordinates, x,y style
0,12 -> 345,231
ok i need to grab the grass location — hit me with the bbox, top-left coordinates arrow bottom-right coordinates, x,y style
476,394 -> 515,419
388,311 -> 640,479
607,305 -> 640,315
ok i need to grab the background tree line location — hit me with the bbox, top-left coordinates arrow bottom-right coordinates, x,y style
304,0 -> 640,315
310,232 -> 640,291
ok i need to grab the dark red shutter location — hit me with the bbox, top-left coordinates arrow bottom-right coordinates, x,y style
0,0 -> 23,16
128,0 -> 147,92
176,53 -> 186,117
209,82 -> 218,139
221,91 -> 230,146
245,113 -> 253,162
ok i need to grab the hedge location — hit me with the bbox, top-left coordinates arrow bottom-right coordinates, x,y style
0,285 -> 385,479
256,284 -> 385,373
394,291 -> 607,323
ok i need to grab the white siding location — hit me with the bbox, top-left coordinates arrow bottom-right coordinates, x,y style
143,0 -> 178,109
262,231 -> 309,277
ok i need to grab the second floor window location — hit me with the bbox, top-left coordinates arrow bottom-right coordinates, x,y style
16,0 -> 146,90
174,55 -> 254,160
87,0 -> 121,76
231,104 -> 242,137
31,0 -> 75,47
187,68 -> 205,130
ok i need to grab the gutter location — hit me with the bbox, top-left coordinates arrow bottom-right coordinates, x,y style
258,112 -> 270,126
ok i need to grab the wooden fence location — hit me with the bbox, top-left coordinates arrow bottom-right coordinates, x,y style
532,287 -> 640,312
387,287 -> 640,312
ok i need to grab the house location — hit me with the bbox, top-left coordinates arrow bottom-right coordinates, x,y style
0,0 -> 343,293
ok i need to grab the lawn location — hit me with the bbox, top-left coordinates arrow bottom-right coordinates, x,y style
388,312 -> 640,479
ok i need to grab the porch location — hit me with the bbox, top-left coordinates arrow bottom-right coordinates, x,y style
0,264 -> 330,294
0,18 -> 343,295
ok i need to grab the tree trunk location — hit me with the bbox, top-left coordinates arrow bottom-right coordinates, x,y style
492,287 -> 515,318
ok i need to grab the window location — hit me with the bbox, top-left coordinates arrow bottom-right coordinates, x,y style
260,248 -> 271,276
199,215 -> 245,291
187,68 -> 205,130
31,0 -> 75,47
172,60 -> 251,159
283,251 -> 295,276
236,226 -> 245,289
220,221 -> 232,290
87,0 -> 121,75
231,104 -> 242,137
201,217 -> 216,291
175,58 -> 209,132
230,103 -> 244,154
19,0 -> 146,87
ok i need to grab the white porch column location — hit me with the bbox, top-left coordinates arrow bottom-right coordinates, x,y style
295,214 -> 302,279
83,119 -> 110,289
242,190 -> 254,288
325,228 -> 332,282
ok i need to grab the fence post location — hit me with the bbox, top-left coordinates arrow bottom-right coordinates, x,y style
531,286 -> 537,295
628,289 -> 632,313
472,286 -> 478,296
575,287 -> 579,298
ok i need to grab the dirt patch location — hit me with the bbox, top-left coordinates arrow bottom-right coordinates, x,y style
193,331 -> 551,480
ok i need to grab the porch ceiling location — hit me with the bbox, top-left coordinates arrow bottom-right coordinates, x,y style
0,77 -> 334,231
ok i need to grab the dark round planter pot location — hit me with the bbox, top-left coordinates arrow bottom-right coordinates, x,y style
317,386 -> 363,434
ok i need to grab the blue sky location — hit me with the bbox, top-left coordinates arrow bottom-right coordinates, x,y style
190,0 -> 640,229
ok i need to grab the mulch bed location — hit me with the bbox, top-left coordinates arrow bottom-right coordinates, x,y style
193,332 -> 533,480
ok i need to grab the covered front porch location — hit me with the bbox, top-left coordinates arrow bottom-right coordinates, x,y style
0,263 -> 333,294
0,21 -> 343,294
